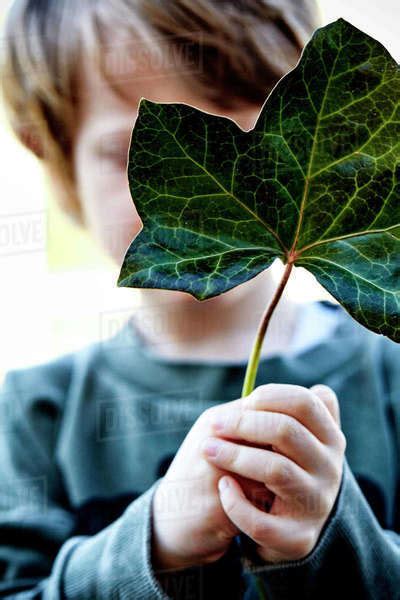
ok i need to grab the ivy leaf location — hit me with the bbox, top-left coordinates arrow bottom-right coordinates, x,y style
118,19 -> 400,342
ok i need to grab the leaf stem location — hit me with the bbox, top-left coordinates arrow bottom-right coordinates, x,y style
241,258 -> 295,600
254,574 -> 270,599
241,259 -> 295,398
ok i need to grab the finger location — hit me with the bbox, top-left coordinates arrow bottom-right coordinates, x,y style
219,476 -> 319,562
218,476 -> 298,558
244,384 -> 339,446
310,384 -> 341,428
211,409 -> 325,473
202,437 -> 313,499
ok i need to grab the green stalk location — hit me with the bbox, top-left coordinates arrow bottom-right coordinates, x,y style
254,575 -> 270,599
240,259 -> 294,600
241,259 -> 294,398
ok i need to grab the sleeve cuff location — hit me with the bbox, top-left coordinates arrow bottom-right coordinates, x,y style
56,481 -> 170,599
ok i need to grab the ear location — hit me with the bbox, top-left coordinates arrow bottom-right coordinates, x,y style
17,124 -> 44,159
16,123 -> 83,224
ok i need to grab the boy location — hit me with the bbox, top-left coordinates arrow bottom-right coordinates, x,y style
0,1 -> 399,598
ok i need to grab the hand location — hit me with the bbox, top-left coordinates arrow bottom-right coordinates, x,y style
202,383 -> 346,564
152,398 -> 273,571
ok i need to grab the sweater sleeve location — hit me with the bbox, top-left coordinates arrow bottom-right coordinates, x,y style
241,458 -> 400,599
0,369 -> 170,599
0,364 -> 248,600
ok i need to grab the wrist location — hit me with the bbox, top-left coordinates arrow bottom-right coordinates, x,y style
151,536 -> 189,572
151,509 -> 189,571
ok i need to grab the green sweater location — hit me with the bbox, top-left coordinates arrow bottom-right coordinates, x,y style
0,300 -> 400,599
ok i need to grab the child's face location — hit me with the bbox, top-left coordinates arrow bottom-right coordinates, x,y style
72,49 -> 261,269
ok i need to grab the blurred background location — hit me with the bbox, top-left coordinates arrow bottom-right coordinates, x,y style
0,0 -> 399,380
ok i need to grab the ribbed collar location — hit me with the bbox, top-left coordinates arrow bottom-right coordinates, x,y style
102,301 -> 366,398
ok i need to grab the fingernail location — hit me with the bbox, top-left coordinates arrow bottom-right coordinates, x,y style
202,438 -> 221,458
218,477 -> 229,492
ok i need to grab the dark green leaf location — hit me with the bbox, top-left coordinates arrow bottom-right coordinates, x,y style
118,19 -> 400,341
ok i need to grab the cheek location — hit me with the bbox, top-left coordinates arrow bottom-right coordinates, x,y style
77,159 -> 142,265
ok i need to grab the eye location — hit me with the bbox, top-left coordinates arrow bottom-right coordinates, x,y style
96,134 -> 130,170
103,142 -> 129,168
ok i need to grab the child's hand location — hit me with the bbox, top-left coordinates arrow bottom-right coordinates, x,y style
152,397 -> 272,571
202,383 -> 346,564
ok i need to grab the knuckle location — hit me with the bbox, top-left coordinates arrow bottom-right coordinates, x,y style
327,397 -> 340,419
312,383 -> 336,400
224,443 -> 239,468
298,391 -> 322,421
336,430 -> 347,453
291,530 -> 317,559
326,386 -> 339,406
198,406 -> 219,429
321,454 -> 344,494
277,416 -> 300,445
249,384 -> 272,407
267,459 -> 293,488
249,518 -> 270,544
294,386 -> 314,403
328,428 -> 346,455
320,449 -> 341,480
316,384 -> 339,411
234,408 -> 246,433
241,394 -> 253,410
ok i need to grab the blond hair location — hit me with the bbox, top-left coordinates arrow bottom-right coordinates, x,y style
1,0 -> 322,222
